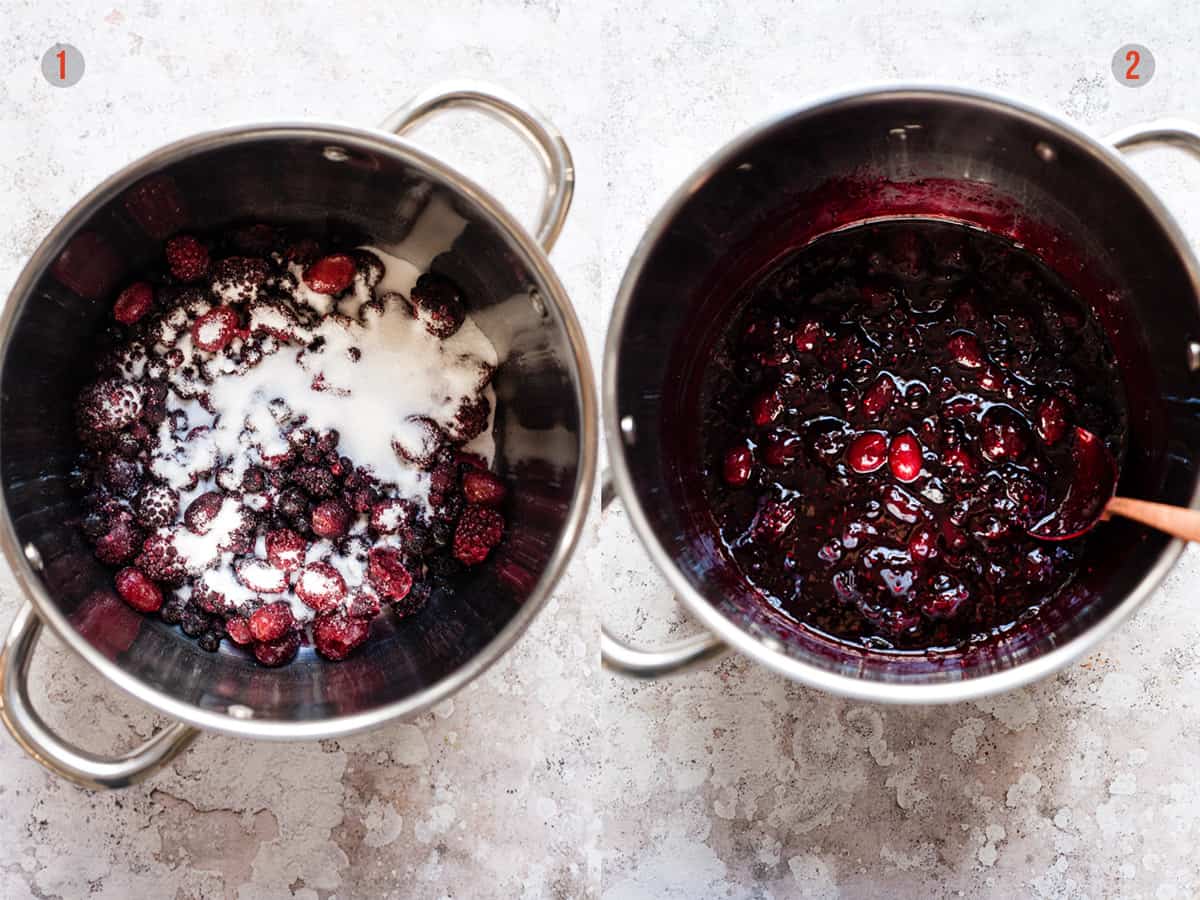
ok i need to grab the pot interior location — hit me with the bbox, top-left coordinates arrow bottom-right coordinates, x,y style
2,129 -> 588,729
613,90 -> 1200,686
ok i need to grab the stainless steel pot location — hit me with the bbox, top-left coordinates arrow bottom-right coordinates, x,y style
0,83 -> 597,787
602,86 -> 1200,702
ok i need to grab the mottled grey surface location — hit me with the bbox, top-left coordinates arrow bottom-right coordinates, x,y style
1,0 -> 1199,898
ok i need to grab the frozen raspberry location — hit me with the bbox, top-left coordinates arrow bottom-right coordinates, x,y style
236,558 -> 288,593
367,547 -> 413,600
224,616 -> 254,645
462,470 -> 507,506
847,432 -> 888,474
888,434 -> 923,482
77,378 -> 145,432
191,306 -> 241,352
265,528 -> 306,571
409,272 -> 466,338
248,601 -> 294,642
165,235 -> 209,282
183,491 -> 224,534
303,253 -> 356,294
113,282 -> 155,324
311,499 -> 351,538
296,562 -> 346,612
392,416 -> 445,469
95,519 -> 144,566
723,445 -> 754,486
452,505 -> 504,566
254,631 -> 300,667
313,613 -> 370,661
369,498 -> 414,535
211,256 -> 268,301
115,567 -> 163,613
135,532 -> 186,585
292,464 -> 338,498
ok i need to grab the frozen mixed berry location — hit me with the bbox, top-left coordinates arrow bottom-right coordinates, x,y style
311,499 -> 351,538
367,547 -> 413,600
191,306 -> 241,352
296,562 -> 347,612
453,505 -> 504,566
136,483 -> 180,529
165,235 -> 209,282
77,378 -> 144,432
265,528 -> 307,571
409,272 -> 466,338
224,616 -> 254,646
113,282 -> 155,324
183,491 -> 225,534
248,601 -> 294,642
461,470 -> 507,506
115,567 -> 163,613
95,519 -> 144,565
313,613 -> 370,661
303,253 -> 357,294
254,631 -> 300,667
136,532 -> 186,585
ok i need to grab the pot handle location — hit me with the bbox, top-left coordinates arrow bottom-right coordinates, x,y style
0,601 -> 198,789
381,82 -> 575,253
599,471 -> 728,677
1108,119 -> 1200,157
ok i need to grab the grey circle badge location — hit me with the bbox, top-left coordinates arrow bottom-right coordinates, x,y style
1112,44 -> 1155,88
41,43 -> 85,88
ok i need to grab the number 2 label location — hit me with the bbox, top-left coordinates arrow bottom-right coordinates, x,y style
1124,49 -> 1140,81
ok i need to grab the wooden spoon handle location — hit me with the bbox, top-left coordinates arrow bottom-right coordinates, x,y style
1106,496 -> 1200,542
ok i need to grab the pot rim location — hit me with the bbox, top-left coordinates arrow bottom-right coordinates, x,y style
0,120 -> 598,739
603,82 -> 1200,703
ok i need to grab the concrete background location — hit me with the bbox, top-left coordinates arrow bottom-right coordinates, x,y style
1,1 -> 1198,897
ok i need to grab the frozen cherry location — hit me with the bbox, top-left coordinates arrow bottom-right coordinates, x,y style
861,374 -> 897,419
751,390 -> 783,427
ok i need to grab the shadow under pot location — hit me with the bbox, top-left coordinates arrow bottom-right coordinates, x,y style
602,86 -> 1200,702
0,83 -> 597,788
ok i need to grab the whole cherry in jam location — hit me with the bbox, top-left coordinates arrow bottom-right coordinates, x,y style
697,219 -> 1126,651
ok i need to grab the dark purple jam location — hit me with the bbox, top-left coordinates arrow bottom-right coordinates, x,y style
698,219 -> 1127,651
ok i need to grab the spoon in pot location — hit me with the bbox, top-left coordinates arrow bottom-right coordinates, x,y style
1028,426 -> 1200,542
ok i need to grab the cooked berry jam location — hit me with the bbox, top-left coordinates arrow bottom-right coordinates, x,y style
699,219 -> 1127,650
71,222 -> 508,666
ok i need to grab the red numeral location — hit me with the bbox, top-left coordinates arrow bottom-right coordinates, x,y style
1125,49 -> 1141,80
56,49 -> 66,80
